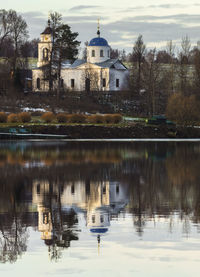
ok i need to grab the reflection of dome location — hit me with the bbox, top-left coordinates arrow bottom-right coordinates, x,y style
90,228 -> 108,234
89,37 -> 109,46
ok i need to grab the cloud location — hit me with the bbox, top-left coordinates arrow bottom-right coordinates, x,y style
63,15 -> 108,23
122,3 -> 187,12
20,11 -> 47,39
20,8 -> 200,52
127,13 -> 200,23
69,5 -> 100,12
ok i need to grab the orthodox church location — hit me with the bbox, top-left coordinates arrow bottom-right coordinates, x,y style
32,21 -> 129,92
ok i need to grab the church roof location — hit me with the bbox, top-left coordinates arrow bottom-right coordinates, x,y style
95,59 -> 127,70
41,26 -> 52,35
61,59 -> 128,70
62,59 -> 86,69
89,37 -> 109,47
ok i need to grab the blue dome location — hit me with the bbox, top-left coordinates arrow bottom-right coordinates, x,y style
89,37 -> 109,47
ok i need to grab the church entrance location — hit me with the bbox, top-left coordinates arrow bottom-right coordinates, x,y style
85,78 -> 90,92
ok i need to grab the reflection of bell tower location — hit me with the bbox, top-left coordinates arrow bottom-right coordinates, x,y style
37,19 -> 53,67
38,205 -> 53,241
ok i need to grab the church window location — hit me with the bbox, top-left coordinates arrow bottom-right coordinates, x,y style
100,50 -> 104,57
107,50 -> 110,57
61,79 -> 64,88
103,78 -> 106,87
103,186 -> 106,194
49,80 -> 53,89
36,78 -> 40,89
116,79 -> 119,88
100,215 -> 104,223
116,184 -> 119,194
37,184 -> 40,194
43,213 -> 49,224
71,184 -> 75,194
43,48 -> 49,61
71,79 -> 75,88
92,50 -> 95,57
92,215 -> 95,223
60,185 -> 64,194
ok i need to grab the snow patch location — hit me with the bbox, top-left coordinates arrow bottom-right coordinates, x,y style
22,107 -> 47,112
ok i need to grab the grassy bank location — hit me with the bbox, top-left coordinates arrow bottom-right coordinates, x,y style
0,122 -> 199,139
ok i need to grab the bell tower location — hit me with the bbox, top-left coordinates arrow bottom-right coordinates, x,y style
37,19 -> 53,67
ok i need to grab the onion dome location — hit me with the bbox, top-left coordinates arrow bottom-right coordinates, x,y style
89,37 -> 109,47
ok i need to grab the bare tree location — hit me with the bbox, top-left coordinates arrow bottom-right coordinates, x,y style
143,48 -> 162,115
193,46 -> 200,92
178,36 -> 191,95
166,40 -> 176,95
132,35 -> 146,94
9,11 -> 28,74
0,10 -> 13,52
82,41 -> 88,60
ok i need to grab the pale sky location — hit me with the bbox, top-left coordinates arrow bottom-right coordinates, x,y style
2,0 -> 200,52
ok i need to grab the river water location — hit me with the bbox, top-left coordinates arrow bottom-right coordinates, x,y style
0,140 -> 200,277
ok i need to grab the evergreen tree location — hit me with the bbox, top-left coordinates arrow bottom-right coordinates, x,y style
48,12 -> 80,96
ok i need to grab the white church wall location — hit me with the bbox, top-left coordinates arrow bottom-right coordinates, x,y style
109,69 -> 129,91
32,69 -> 50,91
61,69 -> 84,91
61,66 -> 110,91
87,46 -> 110,64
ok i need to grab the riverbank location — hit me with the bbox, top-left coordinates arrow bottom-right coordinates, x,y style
0,123 -> 200,139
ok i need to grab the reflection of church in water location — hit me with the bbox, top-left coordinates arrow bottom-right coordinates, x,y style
32,180 -> 129,247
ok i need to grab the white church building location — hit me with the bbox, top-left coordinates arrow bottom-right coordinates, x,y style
32,22 -> 129,92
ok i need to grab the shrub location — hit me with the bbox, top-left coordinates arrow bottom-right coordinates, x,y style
68,114 -> 86,123
0,112 -> 7,123
56,113 -> 68,123
112,114 -> 123,124
7,113 -> 19,123
166,93 -> 200,125
88,114 -> 104,124
103,114 -> 114,124
41,112 -> 55,123
19,112 -> 31,123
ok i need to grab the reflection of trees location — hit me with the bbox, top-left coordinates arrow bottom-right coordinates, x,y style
0,141 -> 200,247
0,185 -> 29,263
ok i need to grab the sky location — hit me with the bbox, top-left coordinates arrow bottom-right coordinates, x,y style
2,0 -> 200,53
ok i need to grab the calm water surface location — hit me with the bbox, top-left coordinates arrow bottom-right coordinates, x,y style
0,140 -> 200,277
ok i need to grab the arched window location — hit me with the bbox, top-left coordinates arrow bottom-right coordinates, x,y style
100,50 -> 104,57
49,80 -> 53,89
60,79 -> 64,88
92,215 -> 95,223
116,79 -> 119,88
71,184 -> 75,194
92,50 -> 95,57
36,78 -> 40,89
43,48 -> 49,61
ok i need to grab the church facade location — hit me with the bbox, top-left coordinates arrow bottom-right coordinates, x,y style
32,23 -> 129,92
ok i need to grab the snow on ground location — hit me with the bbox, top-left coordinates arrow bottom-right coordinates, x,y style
22,107 -> 47,112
